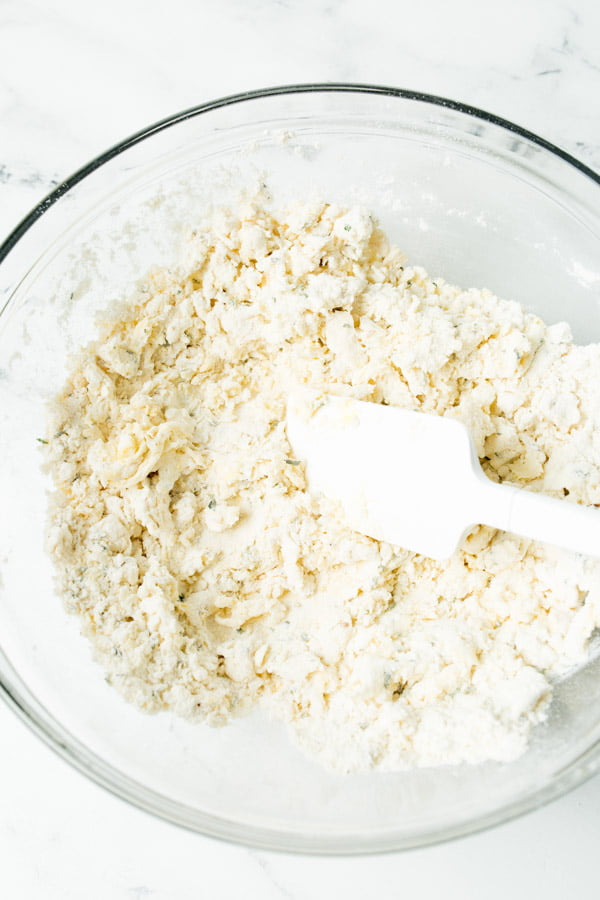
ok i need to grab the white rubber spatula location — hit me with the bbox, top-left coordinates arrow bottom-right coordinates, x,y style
286,389 -> 600,560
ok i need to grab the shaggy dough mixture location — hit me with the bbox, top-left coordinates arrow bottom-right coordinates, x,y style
46,200 -> 600,772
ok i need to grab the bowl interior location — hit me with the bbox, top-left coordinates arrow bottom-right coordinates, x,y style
1,88 -> 600,852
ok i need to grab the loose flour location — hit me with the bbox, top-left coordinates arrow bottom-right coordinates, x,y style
45,199 -> 600,772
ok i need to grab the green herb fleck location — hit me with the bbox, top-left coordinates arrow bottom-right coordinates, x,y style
285,459 -> 301,466
178,594 -> 185,602
343,224 -> 352,232
208,499 -> 217,509
392,680 -> 408,699
36,437 -> 48,444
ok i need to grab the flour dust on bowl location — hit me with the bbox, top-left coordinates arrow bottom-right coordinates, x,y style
1,85 -> 600,854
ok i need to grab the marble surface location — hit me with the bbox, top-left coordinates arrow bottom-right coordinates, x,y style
1,0 -> 600,897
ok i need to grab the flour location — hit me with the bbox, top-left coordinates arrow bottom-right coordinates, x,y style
45,199 -> 600,773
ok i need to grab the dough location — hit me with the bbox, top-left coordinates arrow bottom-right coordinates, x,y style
45,199 -> 600,772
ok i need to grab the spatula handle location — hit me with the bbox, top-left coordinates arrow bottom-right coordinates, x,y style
478,476 -> 600,558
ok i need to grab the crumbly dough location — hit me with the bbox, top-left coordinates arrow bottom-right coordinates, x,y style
46,200 -> 600,773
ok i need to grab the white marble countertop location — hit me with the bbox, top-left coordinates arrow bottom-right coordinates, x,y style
2,1 -> 600,897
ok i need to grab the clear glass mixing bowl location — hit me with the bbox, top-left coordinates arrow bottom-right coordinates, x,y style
1,85 -> 600,854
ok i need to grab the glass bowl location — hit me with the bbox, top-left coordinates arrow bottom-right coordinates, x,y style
1,85 -> 600,855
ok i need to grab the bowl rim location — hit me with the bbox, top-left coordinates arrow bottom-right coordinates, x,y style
1,82 -> 599,269
1,82 -> 600,854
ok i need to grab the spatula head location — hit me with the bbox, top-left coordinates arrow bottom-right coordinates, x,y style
286,390 -> 481,559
